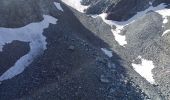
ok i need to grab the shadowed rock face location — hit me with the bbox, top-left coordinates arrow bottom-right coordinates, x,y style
153,0 -> 170,6
1,0 -> 170,100
82,0 -> 170,21
0,40 -> 30,76
105,0 -> 150,21
0,1 -> 148,100
83,0 -> 150,21
0,0 -> 60,28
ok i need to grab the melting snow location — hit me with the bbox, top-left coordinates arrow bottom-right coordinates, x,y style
111,29 -> 127,47
0,15 -> 58,81
132,56 -> 155,84
60,1 -> 170,46
54,2 -> 64,12
93,3 -> 170,46
101,48 -> 113,58
99,13 -> 127,46
60,0 -> 89,13
163,17 -> 168,24
155,6 -> 170,24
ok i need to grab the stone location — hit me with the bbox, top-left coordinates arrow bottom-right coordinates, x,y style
68,45 -> 75,51
100,75 -> 110,83
108,62 -> 116,69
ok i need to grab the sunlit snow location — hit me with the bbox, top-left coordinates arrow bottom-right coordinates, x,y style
101,48 -> 113,58
111,28 -> 127,47
155,6 -> 170,24
162,29 -> 170,36
0,15 -> 58,81
93,3 -> 170,46
132,56 -> 155,84
54,2 -> 64,12
60,0 -> 89,13
99,13 -> 127,46
163,17 -> 168,24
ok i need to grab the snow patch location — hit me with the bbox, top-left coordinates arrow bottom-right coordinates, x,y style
132,56 -> 155,84
92,3 -> 170,46
60,0 -> 89,13
98,3 -> 170,28
149,1 -> 153,6
111,29 -> 127,47
90,14 -> 99,18
163,17 -> 168,24
154,5 -> 170,24
0,15 -> 58,81
101,48 -> 113,58
99,13 -> 127,46
54,2 -> 64,12
162,29 -> 170,36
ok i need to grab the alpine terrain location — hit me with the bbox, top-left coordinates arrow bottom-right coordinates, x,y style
0,0 -> 170,100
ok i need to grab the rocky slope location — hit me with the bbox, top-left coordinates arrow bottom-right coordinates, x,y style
82,0 -> 170,21
0,0 -> 170,100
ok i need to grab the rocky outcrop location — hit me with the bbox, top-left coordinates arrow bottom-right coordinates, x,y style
0,0 -> 60,28
82,0 -> 170,21
0,41 -> 30,76
1,0 -> 170,100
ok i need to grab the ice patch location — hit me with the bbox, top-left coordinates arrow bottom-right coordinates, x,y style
54,2 -> 64,12
60,0 -> 89,13
132,56 -> 155,84
0,15 -> 58,81
101,48 -> 113,58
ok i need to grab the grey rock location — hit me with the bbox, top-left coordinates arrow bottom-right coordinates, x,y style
0,0 -> 170,100
100,75 -> 110,83
108,62 -> 116,69
68,45 -> 75,51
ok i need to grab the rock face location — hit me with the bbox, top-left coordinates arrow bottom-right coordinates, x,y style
0,0 -> 170,100
83,0 -> 150,21
0,0 -> 60,27
0,41 -> 30,75
82,0 -> 170,21
153,0 -> 170,6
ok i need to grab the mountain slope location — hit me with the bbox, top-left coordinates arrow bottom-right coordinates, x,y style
0,0 -> 170,100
